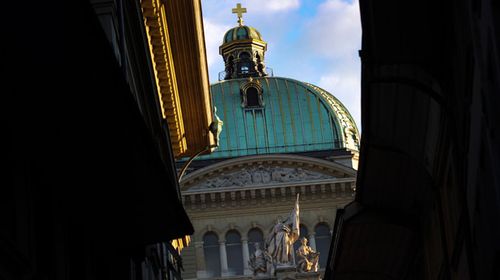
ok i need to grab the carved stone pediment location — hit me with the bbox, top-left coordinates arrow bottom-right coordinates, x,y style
190,164 -> 335,190
180,154 -> 356,192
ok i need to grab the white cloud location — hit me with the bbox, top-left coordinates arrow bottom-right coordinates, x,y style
305,0 -> 362,129
202,0 -> 299,18
247,0 -> 300,12
203,19 -> 230,68
305,0 -> 361,59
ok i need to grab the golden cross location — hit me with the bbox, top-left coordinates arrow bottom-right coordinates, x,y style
232,3 -> 247,26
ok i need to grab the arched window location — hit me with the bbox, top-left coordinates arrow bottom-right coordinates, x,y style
241,81 -> 264,108
239,52 -> 251,74
246,87 -> 259,107
226,230 -> 244,275
248,228 -> 264,256
315,223 -> 331,268
293,224 -> 309,253
225,56 -> 234,79
203,232 -> 221,277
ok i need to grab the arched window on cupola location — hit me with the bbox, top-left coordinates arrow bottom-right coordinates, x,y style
315,223 -> 332,268
238,52 -> 251,74
203,232 -> 221,277
241,80 -> 264,108
226,230 -> 244,275
248,228 -> 264,256
246,87 -> 259,107
225,55 -> 234,79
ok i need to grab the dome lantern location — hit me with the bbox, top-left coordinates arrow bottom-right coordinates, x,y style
219,3 -> 267,80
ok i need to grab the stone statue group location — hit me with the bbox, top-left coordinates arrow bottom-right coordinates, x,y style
248,195 -> 319,277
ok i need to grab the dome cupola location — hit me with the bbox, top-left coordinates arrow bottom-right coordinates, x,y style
219,3 -> 267,80
223,25 -> 263,44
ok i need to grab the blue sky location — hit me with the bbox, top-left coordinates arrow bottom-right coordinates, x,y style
201,0 -> 362,129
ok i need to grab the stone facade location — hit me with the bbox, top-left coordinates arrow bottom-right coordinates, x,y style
180,154 -> 356,279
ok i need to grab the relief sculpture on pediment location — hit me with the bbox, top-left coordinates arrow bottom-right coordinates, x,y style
191,165 -> 334,190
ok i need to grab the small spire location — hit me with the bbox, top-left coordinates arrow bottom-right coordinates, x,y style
232,3 -> 247,26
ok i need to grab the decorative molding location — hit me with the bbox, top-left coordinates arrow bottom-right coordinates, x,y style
162,0 -> 215,156
141,0 -> 186,156
190,164 -> 334,190
240,78 -> 264,107
182,179 -> 355,211
181,154 -> 356,191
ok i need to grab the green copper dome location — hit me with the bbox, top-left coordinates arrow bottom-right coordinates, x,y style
199,77 -> 360,160
223,26 -> 263,44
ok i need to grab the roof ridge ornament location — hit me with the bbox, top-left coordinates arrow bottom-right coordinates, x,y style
232,3 -> 247,26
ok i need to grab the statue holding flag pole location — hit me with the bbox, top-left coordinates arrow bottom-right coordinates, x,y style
265,194 -> 301,266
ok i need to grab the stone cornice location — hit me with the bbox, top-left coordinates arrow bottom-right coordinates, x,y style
183,177 -> 354,195
163,0 -> 215,156
141,0 -> 186,156
182,177 -> 356,211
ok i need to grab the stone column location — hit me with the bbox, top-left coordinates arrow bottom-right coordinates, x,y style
242,238 -> 252,275
219,240 -> 229,276
308,233 -> 317,251
194,241 -> 208,278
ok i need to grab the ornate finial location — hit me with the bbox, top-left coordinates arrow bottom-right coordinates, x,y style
232,3 -> 247,26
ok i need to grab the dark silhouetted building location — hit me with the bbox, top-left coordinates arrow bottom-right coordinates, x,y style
326,0 -> 500,279
4,1 -> 215,280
